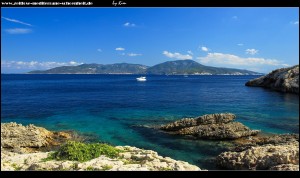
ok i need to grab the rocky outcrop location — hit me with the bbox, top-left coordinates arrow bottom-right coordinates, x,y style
160,113 -> 260,139
1,122 -> 203,171
216,134 -> 299,170
216,141 -> 299,170
1,146 -> 202,171
1,122 -> 72,153
232,134 -> 299,152
269,164 -> 299,171
245,65 -> 299,94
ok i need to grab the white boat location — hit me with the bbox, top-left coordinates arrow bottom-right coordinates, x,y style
136,76 -> 146,81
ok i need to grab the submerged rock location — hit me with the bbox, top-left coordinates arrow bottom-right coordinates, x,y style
232,133 -> 299,152
160,113 -> 260,139
245,65 -> 299,94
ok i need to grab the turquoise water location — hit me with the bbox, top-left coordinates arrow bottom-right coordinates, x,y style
1,74 -> 299,169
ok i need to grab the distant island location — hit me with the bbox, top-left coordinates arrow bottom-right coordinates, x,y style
28,60 -> 263,75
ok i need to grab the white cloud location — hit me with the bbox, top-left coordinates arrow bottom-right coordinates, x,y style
187,50 -> 193,55
1,60 -> 83,70
292,21 -> 299,25
115,47 -> 125,51
163,51 -> 193,60
124,22 -> 136,27
237,43 -> 244,46
127,53 -> 142,57
1,16 -> 32,26
201,46 -> 209,52
5,28 -> 32,34
245,48 -> 258,55
97,49 -> 102,52
197,52 -> 288,67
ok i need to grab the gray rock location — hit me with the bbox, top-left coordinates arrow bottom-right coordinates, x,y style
269,164 -> 299,171
161,113 -> 236,131
178,122 -> 260,139
1,123 -> 203,171
1,122 -> 72,153
245,65 -> 299,94
216,141 -> 299,170
160,113 -> 259,139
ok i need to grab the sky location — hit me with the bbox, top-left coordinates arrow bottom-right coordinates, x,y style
1,7 -> 299,73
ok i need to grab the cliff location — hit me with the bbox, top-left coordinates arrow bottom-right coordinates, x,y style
245,65 -> 299,94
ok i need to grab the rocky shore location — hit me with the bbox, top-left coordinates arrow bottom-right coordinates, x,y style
159,113 -> 299,170
245,65 -> 299,94
160,113 -> 260,139
1,122 -> 202,171
2,120 -> 298,171
216,134 -> 299,170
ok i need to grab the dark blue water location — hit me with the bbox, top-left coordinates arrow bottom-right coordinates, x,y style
1,74 -> 299,169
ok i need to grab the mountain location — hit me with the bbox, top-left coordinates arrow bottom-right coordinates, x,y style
28,60 -> 262,75
146,60 -> 260,75
29,63 -> 148,74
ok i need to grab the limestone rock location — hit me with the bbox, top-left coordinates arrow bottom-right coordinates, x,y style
160,113 -> 259,139
269,164 -> 299,171
245,65 -> 299,94
1,122 -> 72,153
1,123 -> 203,171
161,113 -> 236,131
216,141 -> 299,170
178,122 -> 259,139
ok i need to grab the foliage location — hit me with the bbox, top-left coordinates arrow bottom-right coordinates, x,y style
101,165 -> 113,171
47,141 -> 121,162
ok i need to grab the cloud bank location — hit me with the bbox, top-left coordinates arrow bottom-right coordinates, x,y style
163,51 -> 193,60
1,60 -> 83,71
198,52 -> 289,67
5,28 -> 32,34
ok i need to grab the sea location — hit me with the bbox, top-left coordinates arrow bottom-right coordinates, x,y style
1,74 -> 299,169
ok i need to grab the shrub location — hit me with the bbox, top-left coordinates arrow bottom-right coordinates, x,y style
48,141 -> 121,162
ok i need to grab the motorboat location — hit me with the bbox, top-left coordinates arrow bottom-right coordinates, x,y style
136,76 -> 146,81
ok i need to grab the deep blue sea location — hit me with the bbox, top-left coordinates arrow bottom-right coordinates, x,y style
1,74 -> 299,169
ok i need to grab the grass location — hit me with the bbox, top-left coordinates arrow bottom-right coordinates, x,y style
85,166 -> 95,171
45,141 -> 122,162
122,159 -> 141,165
101,165 -> 113,171
11,163 -> 22,171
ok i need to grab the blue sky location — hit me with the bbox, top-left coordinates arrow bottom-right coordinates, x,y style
1,7 -> 299,73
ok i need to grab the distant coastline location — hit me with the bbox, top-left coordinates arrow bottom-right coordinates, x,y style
2,73 -> 264,76
26,60 -> 263,75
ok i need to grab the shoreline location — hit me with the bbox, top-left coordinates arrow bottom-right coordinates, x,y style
1,121 -> 298,171
1,122 -> 203,171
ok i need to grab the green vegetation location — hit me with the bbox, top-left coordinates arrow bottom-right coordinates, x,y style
101,165 -> 113,171
11,163 -> 22,171
46,141 -> 122,162
85,166 -> 95,171
41,152 -> 56,162
122,159 -> 141,165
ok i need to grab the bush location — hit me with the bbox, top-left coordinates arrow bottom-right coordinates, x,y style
49,141 -> 121,162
